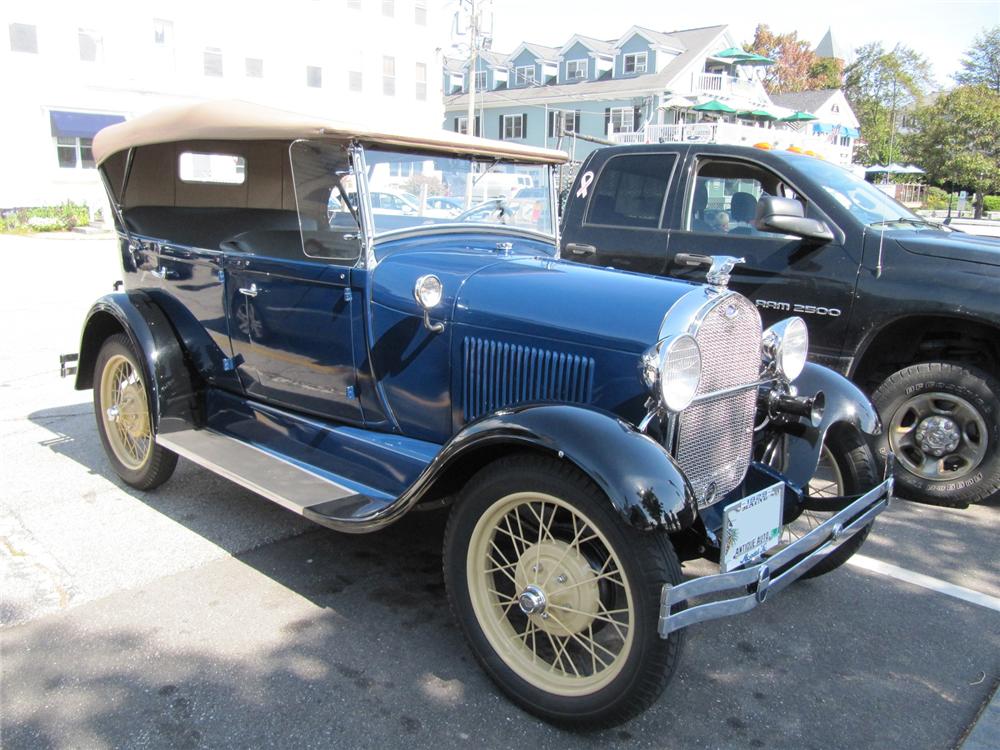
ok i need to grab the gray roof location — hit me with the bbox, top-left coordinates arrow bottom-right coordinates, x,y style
770,89 -> 838,113
442,56 -> 465,74
570,34 -> 617,56
814,29 -> 847,60
445,24 -> 728,108
623,26 -> 686,52
520,42 -> 561,62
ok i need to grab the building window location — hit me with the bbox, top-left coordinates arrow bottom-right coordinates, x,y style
473,70 -> 487,91
415,62 -> 427,100
383,55 -> 395,95
501,113 -> 527,140
347,0 -> 361,8
306,65 -> 322,88
382,0 -> 394,17
414,1 -> 427,24
204,48 -> 223,77
455,116 -> 481,136
608,106 -> 636,133
566,59 -> 587,80
245,57 -> 264,78
78,28 -> 103,62
513,65 -> 535,86
623,52 -> 647,74
56,137 -> 95,170
548,110 -> 579,137
9,23 -> 38,53
153,19 -> 173,46
831,104 -> 840,113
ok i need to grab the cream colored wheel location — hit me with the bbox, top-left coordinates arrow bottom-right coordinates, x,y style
99,353 -> 153,470
444,456 -> 684,728
467,492 -> 634,696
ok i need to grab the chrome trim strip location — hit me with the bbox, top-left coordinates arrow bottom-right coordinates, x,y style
348,142 -> 377,269
691,377 -> 775,405
658,476 -> 893,636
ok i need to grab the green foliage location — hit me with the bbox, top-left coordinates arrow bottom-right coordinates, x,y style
955,26 -> 1000,92
844,42 -> 934,165
922,186 -> 950,210
744,25 -> 842,94
904,85 -> 1000,218
402,174 -> 445,198
983,195 -> 1000,212
808,57 -> 844,89
0,202 -> 90,233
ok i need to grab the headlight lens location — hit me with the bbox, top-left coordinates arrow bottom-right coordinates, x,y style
658,334 -> 702,412
414,274 -> 443,309
762,316 -> 809,381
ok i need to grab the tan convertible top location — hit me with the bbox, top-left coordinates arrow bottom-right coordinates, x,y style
93,99 -> 568,166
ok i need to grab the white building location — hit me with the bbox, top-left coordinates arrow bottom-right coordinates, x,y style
1,1 -> 446,215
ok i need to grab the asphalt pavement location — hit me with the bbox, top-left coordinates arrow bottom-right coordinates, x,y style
1,234 -> 998,749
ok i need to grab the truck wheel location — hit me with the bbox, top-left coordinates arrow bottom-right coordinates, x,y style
872,362 -> 1000,507
443,454 -> 683,729
93,334 -> 177,490
779,428 -> 878,579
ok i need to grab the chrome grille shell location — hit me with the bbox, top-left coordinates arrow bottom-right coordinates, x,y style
667,289 -> 763,506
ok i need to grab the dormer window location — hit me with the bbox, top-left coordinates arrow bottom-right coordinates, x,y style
831,104 -> 840,113
623,52 -> 647,74
473,70 -> 487,91
566,59 -> 587,81
513,65 -> 536,86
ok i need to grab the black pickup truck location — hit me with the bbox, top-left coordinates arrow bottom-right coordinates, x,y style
561,143 -> 1000,507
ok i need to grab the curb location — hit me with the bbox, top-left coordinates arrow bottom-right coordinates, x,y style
960,676 -> 999,750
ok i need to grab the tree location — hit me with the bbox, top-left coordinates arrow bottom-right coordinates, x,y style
955,26 -> 1000,92
844,42 -> 934,164
808,57 -> 844,90
745,24 -> 819,94
905,85 -> 1000,218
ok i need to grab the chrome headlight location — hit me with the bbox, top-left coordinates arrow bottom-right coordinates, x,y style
642,334 -> 702,412
762,317 -> 809,381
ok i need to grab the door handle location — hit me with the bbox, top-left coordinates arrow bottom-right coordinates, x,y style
673,253 -> 713,267
150,266 -> 167,279
239,283 -> 259,297
565,243 -> 596,256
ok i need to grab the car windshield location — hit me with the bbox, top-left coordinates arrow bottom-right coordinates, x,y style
361,148 -> 553,238
788,156 -> 927,227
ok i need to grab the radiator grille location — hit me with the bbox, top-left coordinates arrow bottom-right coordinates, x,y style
675,293 -> 762,506
462,337 -> 595,422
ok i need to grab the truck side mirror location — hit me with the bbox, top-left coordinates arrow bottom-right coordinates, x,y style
754,196 -> 834,244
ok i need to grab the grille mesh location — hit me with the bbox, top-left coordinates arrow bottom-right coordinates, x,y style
675,293 -> 762,505
462,337 -> 595,422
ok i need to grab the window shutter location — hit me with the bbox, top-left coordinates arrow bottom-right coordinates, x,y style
574,111 -> 581,133
548,111 -> 554,138
633,106 -> 642,131
475,116 -> 480,137
453,117 -> 459,133
521,113 -> 527,137
604,108 -> 611,136
499,114 -> 504,140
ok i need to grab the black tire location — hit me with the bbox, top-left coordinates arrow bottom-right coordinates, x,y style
93,334 -> 177,490
872,362 -> 1000,507
443,454 -> 683,730
794,427 -> 879,579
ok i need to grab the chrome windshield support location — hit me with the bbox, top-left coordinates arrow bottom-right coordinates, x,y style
348,142 -> 376,269
658,469 -> 893,637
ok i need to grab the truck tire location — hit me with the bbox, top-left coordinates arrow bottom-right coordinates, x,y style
443,454 -> 683,730
93,334 -> 178,490
872,362 -> 1000,507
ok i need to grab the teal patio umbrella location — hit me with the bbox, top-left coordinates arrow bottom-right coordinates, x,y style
738,109 -> 778,120
693,99 -> 737,114
779,111 -> 819,122
713,47 -> 775,65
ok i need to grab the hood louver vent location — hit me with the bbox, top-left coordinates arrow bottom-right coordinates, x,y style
462,337 -> 595,422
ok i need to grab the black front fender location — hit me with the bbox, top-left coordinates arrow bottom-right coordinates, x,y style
420,404 -> 698,532
778,362 -> 881,488
75,292 -> 199,434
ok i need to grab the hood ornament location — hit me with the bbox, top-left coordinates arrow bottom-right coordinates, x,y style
705,255 -> 745,288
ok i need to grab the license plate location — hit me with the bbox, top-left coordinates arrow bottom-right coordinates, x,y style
720,482 -> 785,572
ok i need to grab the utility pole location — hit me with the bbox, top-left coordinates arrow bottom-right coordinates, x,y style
466,0 -> 478,141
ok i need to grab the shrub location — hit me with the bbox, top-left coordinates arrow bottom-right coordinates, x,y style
0,201 -> 90,233
984,195 -> 1000,213
922,187 -> 950,210
402,174 -> 446,198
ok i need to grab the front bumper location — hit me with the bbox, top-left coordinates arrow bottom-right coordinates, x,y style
658,459 -> 894,636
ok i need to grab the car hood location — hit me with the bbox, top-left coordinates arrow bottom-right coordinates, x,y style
896,230 -> 1000,268
453,256 -> 698,353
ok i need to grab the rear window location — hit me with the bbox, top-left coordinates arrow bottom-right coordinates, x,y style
178,152 -> 246,184
586,153 -> 676,228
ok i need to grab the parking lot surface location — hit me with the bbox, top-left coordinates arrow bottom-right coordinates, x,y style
2,234 -> 998,749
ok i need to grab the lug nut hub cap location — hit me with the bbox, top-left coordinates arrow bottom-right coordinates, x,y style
914,416 -> 961,457
514,540 -> 599,636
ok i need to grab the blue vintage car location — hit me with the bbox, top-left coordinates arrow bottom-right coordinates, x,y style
65,100 -> 892,728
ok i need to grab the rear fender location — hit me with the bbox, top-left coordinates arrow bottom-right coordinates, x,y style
75,292 -> 199,433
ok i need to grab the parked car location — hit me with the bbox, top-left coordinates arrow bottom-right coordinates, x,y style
62,101 -> 891,729
562,143 -> 1000,507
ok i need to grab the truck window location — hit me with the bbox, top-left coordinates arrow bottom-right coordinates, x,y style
687,159 -> 803,237
586,153 -> 676,229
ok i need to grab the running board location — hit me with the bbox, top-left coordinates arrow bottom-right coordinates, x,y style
156,429 -> 393,530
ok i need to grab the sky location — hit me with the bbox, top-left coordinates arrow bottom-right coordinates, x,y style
478,0 -> 1000,86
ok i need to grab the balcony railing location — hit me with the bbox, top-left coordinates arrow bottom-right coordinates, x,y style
691,73 -> 764,100
608,122 -> 855,165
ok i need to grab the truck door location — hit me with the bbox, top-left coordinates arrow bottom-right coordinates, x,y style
663,154 -> 859,368
560,150 -> 680,276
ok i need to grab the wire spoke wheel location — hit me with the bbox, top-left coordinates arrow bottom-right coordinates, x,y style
467,492 -> 634,696
99,353 -> 152,471
779,443 -> 844,546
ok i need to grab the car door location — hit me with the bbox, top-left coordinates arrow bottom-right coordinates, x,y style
224,141 -> 365,423
561,150 -> 680,276
664,153 -> 858,366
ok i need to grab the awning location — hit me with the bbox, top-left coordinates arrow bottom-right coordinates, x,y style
50,110 -> 125,139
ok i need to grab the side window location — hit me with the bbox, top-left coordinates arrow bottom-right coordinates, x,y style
586,153 -> 676,228
687,159 -> 804,236
289,140 -> 361,264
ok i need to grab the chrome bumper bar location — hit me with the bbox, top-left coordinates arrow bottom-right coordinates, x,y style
659,464 -> 894,637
